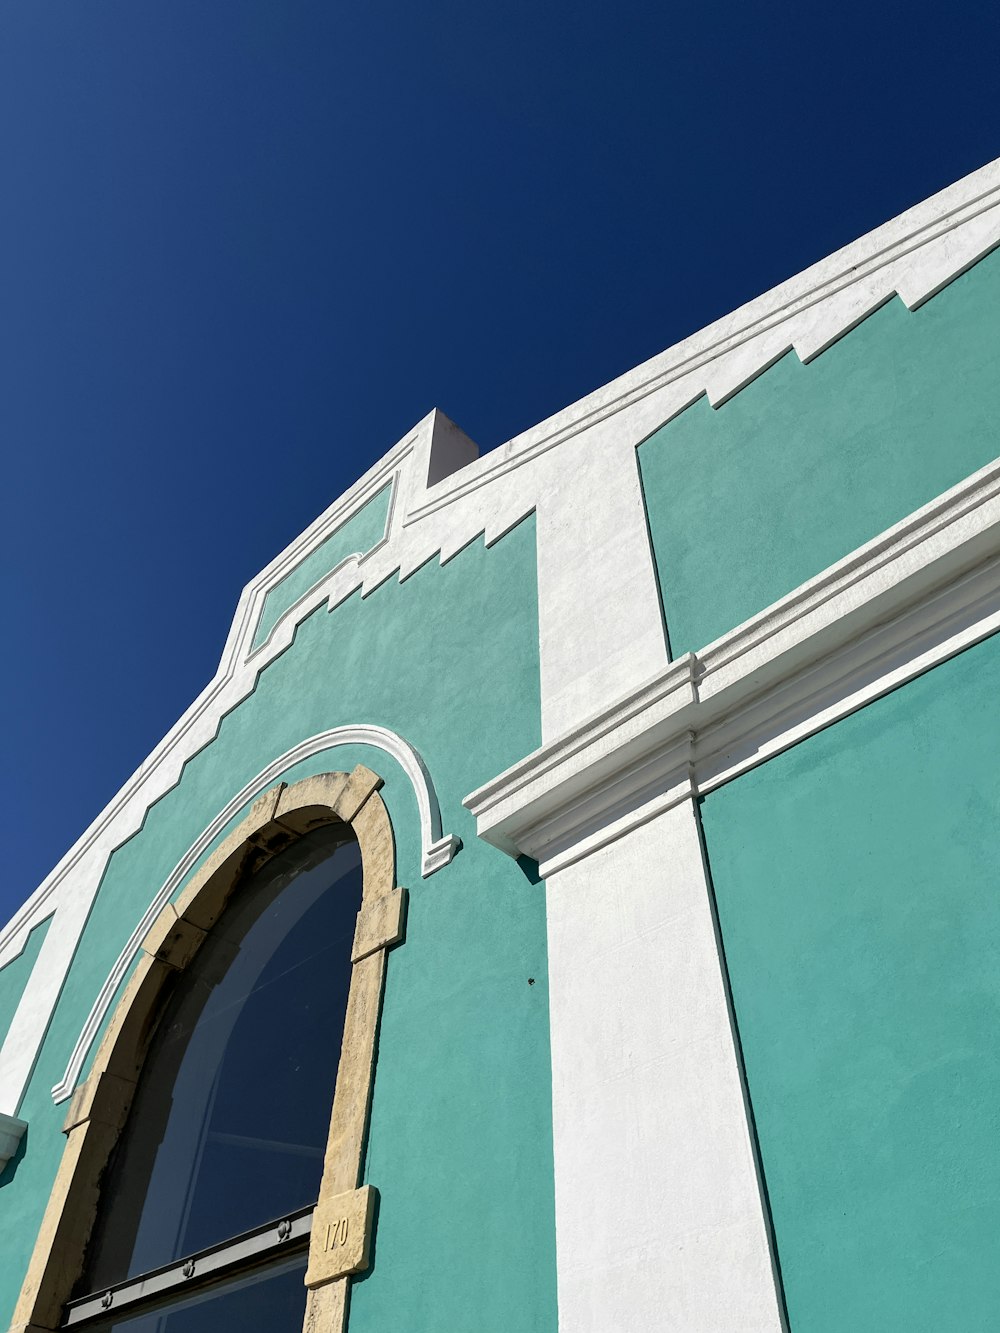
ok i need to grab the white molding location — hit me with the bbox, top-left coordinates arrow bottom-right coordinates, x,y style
49,723 -> 458,1106
465,459 -> 1000,876
2,157 -> 995,1127
545,803 -> 785,1332
231,444 -> 406,667
421,834 -> 464,876
0,1111 -> 27,1174
249,475 -> 397,656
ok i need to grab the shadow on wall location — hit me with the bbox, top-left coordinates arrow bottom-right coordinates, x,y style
516,855 -> 542,886
0,1125 -> 27,1188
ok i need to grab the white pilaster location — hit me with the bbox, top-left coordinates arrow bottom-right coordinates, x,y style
535,435 -> 669,741
545,801 -> 783,1332
0,873 -> 97,1118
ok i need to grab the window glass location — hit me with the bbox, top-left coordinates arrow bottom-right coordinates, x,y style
79,1254 -> 307,1332
83,825 -> 362,1288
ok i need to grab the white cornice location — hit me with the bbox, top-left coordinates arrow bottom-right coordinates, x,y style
465,459 -> 1000,876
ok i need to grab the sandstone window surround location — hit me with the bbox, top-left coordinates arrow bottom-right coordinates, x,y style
11,766 -> 405,1333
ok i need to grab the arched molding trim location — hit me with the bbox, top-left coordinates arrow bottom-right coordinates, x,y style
51,723 -> 459,1106
14,768 -> 403,1333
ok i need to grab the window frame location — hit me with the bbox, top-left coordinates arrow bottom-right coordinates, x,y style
63,1205 -> 315,1327
13,766 -> 405,1333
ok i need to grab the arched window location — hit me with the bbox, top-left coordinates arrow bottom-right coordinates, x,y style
14,769 -> 404,1333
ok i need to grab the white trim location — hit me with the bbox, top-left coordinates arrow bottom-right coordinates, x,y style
421,834 -> 464,876
232,446 -> 406,667
50,724 -> 458,1106
535,437 -> 669,739
249,474 -> 397,656
0,1111 -> 27,1174
523,169 -> 998,739
465,459 -> 1000,876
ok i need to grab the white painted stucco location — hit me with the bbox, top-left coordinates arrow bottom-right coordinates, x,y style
545,804 -> 783,1331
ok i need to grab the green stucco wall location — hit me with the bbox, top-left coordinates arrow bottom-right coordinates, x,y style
252,481 -> 393,650
700,632 -> 1000,1332
0,517 -> 557,1333
638,245 -> 1000,656
0,918 -> 51,1051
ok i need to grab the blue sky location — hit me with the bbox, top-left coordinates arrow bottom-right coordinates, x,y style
2,0 -> 998,921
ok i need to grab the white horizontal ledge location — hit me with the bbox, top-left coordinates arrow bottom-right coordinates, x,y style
0,1110 -> 27,1174
465,459 -> 1000,876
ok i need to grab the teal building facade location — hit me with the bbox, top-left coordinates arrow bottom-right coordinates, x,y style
1,160 -> 998,1332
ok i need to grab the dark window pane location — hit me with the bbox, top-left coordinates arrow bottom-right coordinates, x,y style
83,826 -> 362,1287
81,1254 -> 307,1333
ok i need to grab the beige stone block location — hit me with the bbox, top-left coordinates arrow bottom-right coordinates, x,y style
141,904 -> 206,970
304,1186 -> 376,1289
352,889 -> 406,962
302,1277 -> 348,1333
173,835 -> 268,930
62,1071 -> 135,1136
248,816 -> 301,858
248,781 -> 287,826
275,773 -> 350,834
320,950 -> 385,1194
13,1119 -> 119,1330
168,784 -> 298,931
90,954 -> 173,1084
333,765 -> 383,824
350,795 -> 395,900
